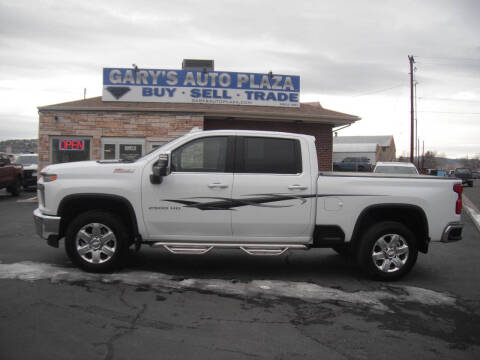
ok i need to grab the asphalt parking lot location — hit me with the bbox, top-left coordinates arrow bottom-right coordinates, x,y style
1,186 -> 480,360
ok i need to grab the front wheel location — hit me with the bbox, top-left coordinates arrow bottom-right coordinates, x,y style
65,210 -> 129,272
6,178 -> 21,196
356,221 -> 418,281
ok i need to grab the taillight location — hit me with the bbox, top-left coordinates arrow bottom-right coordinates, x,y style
453,183 -> 463,214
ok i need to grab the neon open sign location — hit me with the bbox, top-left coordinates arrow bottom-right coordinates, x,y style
59,139 -> 85,151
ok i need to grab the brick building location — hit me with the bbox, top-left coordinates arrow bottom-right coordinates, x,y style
37,97 -> 359,171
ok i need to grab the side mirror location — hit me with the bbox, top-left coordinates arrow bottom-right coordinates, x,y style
150,153 -> 170,184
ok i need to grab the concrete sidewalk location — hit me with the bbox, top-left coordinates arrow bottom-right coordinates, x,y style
464,194 -> 480,232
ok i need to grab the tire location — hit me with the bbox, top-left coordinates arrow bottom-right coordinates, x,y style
65,210 -> 129,273
332,244 -> 352,256
356,221 -> 418,281
6,178 -> 21,196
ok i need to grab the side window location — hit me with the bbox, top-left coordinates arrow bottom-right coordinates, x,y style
0,154 -> 7,166
238,137 -> 302,174
171,136 -> 229,173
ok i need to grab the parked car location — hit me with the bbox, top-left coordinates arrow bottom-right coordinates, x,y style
34,130 -> 463,280
14,153 -> 38,189
0,152 -> 23,196
472,169 -> 480,179
333,157 -> 372,172
373,161 -> 419,175
454,168 -> 473,187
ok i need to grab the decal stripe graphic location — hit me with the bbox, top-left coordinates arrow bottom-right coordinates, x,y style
163,194 -> 381,211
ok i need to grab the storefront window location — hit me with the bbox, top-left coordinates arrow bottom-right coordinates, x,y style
101,138 -> 145,161
51,138 -> 91,164
120,144 -> 142,161
148,141 -> 167,152
103,144 -> 116,160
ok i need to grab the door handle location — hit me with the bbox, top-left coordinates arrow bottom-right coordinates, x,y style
288,184 -> 307,190
208,183 -> 229,189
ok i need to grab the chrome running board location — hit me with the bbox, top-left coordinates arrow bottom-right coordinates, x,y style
164,244 -> 213,255
151,242 -> 307,256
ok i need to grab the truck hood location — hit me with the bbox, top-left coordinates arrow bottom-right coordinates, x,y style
41,160 -> 140,177
22,164 -> 38,171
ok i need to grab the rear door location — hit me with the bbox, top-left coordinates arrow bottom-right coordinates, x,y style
231,135 -> 314,240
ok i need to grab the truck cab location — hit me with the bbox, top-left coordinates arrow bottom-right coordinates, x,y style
454,168 -> 473,187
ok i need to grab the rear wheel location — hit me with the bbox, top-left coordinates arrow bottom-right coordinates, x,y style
6,178 -> 21,196
356,221 -> 418,281
65,210 -> 129,272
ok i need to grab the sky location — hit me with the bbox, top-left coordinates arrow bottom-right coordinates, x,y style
0,0 -> 479,158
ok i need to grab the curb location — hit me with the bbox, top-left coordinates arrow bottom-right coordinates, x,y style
463,194 -> 480,233
16,196 -> 38,203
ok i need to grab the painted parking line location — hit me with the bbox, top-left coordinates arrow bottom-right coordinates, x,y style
464,194 -> 480,233
16,196 -> 37,203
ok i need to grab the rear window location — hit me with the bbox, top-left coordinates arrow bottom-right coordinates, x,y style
374,166 -> 418,174
455,168 -> 472,175
237,137 -> 302,174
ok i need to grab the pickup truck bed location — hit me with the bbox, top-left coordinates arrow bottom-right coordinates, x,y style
316,172 -> 461,244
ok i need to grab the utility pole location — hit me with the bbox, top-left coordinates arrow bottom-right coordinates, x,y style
408,55 -> 415,163
422,140 -> 424,170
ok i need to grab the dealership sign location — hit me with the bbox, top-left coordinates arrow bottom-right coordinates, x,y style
102,68 -> 300,107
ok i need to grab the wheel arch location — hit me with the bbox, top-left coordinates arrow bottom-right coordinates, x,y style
351,203 -> 430,253
57,193 -> 139,242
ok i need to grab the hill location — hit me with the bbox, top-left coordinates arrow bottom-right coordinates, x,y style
0,139 -> 38,154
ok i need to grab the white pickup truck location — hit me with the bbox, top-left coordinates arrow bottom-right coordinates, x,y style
34,130 -> 463,280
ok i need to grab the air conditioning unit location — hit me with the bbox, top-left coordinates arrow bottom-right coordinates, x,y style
182,59 -> 214,71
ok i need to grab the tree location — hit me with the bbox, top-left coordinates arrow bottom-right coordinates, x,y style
423,151 -> 437,169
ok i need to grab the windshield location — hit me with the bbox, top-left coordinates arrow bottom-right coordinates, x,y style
15,155 -> 37,165
374,166 -> 418,174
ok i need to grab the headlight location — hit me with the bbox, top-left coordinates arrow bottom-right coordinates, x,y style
41,173 -> 57,182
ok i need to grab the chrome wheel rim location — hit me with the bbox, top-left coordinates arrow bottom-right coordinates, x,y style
75,223 -> 117,264
372,233 -> 409,273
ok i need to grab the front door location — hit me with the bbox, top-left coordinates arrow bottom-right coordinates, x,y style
231,136 -> 314,240
142,136 -> 234,239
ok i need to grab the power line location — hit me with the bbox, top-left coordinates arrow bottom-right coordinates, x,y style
417,110 -> 480,114
415,55 -> 480,62
419,96 -> 480,102
350,83 -> 406,97
415,60 -> 480,68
